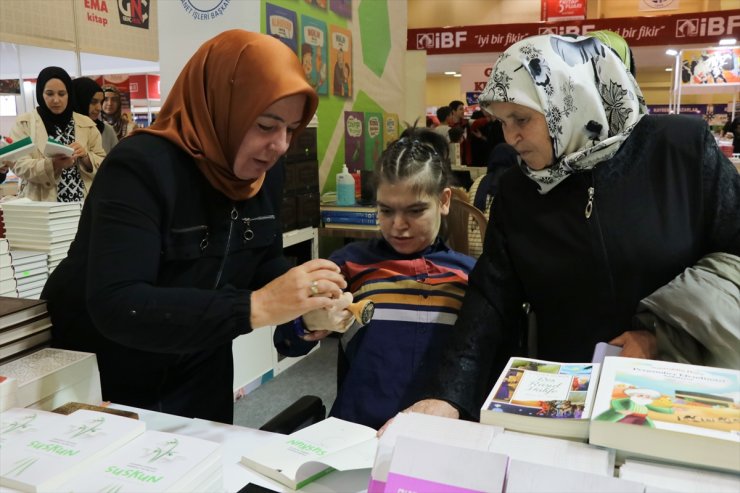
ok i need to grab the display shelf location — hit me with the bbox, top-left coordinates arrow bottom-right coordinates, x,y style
232,228 -> 319,395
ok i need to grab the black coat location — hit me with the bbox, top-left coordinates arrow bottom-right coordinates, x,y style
43,134 -> 298,423
421,115 -> 740,420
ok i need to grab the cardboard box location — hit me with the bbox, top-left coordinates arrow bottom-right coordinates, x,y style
0,348 -> 102,410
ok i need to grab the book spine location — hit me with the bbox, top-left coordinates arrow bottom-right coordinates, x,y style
321,210 -> 377,219
322,216 -> 378,225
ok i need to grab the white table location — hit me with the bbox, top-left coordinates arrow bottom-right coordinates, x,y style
112,404 -> 371,493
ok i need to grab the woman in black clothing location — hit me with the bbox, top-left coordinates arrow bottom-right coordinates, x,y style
42,31 -> 349,423
395,34 -> 740,424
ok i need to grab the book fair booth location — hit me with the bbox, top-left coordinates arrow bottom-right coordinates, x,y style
1,1 -> 739,492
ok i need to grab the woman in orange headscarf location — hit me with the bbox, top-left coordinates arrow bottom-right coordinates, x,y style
42,31 -> 349,423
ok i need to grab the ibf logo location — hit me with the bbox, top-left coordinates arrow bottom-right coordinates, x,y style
538,25 -> 595,35
676,19 -> 698,37
416,31 -> 467,49
676,15 -> 740,37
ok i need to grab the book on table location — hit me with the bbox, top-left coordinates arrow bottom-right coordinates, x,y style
0,137 -> 35,161
480,356 -> 601,441
619,458 -> 740,493
0,407 -> 66,445
323,222 -> 381,231
0,297 -> 47,331
0,409 -> 146,492
0,314 -> 52,347
589,356 -> 740,473
370,411 -> 502,493
240,416 -> 378,490
504,458 -> 644,493
57,429 -> 222,493
319,203 -> 377,214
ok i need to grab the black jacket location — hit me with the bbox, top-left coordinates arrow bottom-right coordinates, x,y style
421,115 -> 740,420
43,134 -> 298,422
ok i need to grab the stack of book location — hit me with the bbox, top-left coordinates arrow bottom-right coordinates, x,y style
0,239 -> 49,299
1,199 -> 82,274
320,203 -> 379,231
0,297 -> 51,365
479,355 -> 740,477
0,408 -> 222,492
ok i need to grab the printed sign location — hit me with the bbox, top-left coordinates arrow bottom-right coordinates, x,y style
408,9 -> 740,54
330,0 -> 352,20
681,47 -> 740,85
301,15 -> 328,95
330,25 -> 352,98
364,112 -> 383,171
344,111 -> 365,173
541,0 -> 587,22
639,0 -> 680,12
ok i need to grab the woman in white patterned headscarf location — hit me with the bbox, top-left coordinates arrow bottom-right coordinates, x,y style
393,34 -> 740,426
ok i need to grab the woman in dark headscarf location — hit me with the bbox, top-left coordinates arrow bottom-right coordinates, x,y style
72,77 -> 118,153
8,66 -> 105,201
43,31 -> 349,423
100,85 -> 132,140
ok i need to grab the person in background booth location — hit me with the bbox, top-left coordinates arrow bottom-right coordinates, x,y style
101,85 -> 133,140
42,31 -> 348,424
72,77 -> 118,153
393,33 -> 739,426
281,128 -> 476,429
9,66 -> 105,202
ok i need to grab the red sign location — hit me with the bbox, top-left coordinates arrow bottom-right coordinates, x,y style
408,9 -> 740,54
541,0 -> 587,22
128,74 -> 160,100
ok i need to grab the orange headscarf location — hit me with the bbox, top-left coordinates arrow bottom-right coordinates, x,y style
136,30 -> 318,201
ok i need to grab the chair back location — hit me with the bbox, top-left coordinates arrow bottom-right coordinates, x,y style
446,188 -> 488,256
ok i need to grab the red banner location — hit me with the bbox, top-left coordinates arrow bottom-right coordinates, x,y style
408,9 -> 740,54
541,0 -> 587,22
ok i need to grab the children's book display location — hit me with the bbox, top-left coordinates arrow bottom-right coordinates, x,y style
240,416 -> 378,489
589,356 -> 740,472
480,357 -> 601,440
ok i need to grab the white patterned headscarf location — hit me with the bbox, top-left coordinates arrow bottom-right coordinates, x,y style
478,34 -> 647,194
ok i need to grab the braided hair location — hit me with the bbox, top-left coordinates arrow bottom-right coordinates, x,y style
374,127 -> 452,198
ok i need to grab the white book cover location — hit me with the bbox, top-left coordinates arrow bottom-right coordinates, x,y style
4,231 -> 76,243
371,412 -> 502,493
0,408 -> 65,447
42,140 -> 73,158
385,435 -> 508,493
57,429 -> 221,492
0,349 -> 100,410
505,459 -> 645,493
0,409 -> 146,492
3,217 -> 80,229
489,430 -> 615,477
619,458 -> 740,493
8,252 -> 47,269
0,200 -> 81,213
590,357 -> 740,472
240,416 -> 377,490
481,357 -> 601,440
0,267 -> 13,283
0,137 -> 34,162
12,267 -> 48,281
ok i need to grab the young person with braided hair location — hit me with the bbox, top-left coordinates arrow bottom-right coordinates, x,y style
295,128 -> 476,429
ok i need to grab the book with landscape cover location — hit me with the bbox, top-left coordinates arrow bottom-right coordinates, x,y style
0,409 -> 146,492
480,357 -> 601,440
240,416 -> 377,490
589,356 -> 740,472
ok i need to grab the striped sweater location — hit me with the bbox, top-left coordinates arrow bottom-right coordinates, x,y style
328,237 -> 475,429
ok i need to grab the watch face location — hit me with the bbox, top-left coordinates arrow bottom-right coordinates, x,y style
360,300 -> 375,325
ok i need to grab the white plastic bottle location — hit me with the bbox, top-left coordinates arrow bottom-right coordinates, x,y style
336,164 -> 356,206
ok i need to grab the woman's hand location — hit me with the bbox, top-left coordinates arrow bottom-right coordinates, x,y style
250,258 -> 347,329
51,154 -> 75,171
377,399 -> 460,437
609,330 -> 657,359
302,291 -> 354,332
70,142 -> 92,171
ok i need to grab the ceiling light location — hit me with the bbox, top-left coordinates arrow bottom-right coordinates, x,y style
444,71 -> 456,75
453,73 -> 462,78
719,38 -> 737,46
665,67 -> 673,72
665,49 -> 678,56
